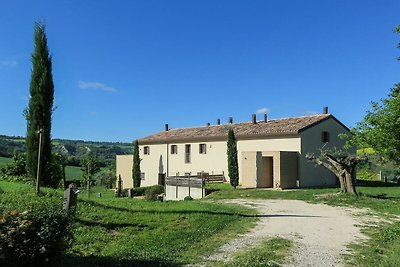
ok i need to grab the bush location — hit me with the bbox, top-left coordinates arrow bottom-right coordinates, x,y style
0,189 -> 73,266
184,196 -> 193,201
0,173 -> 31,183
144,185 -> 164,201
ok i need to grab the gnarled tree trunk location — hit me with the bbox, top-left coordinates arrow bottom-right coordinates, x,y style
306,150 -> 366,195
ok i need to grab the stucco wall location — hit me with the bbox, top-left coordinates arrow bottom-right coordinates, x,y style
280,151 -> 298,188
139,144 -> 167,187
166,141 -> 228,177
299,118 -> 352,187
116,155 -> 133,189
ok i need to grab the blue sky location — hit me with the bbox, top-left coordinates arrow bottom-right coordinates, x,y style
0,0 -> 398,142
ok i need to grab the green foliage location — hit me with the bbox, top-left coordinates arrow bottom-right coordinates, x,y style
132,140 -> 141,188
0,154 -> 30,183
25,22 -> 55,188
184,196 -> 193,201
355,84 -> 400,165
0,153 -> 26,177
48,153 -> 66,188
0,188 -> 73,266
357,169 -> 378,181
81,155 -> 101,196
227,129 -> 239,188
144,185 -> 164,201
94,168 -> 116,189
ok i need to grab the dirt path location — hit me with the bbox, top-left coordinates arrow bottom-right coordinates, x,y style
206,199 -> 373,267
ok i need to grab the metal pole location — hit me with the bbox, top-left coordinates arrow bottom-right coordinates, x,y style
35,129 -> 43,195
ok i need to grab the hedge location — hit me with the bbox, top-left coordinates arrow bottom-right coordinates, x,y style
0,189 -> 73,266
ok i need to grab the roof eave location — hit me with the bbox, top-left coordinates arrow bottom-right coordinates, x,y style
138,132 -> 300,145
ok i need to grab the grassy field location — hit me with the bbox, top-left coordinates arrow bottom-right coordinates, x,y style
65,165 -> 82,180
0,156 -> 12,169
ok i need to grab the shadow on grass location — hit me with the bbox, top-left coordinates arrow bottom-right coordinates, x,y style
79,199 -> 321,219
57,254 -> 183,267
364,193 -> 400,200
356,180 -> 400,188
76,218 -> 148,230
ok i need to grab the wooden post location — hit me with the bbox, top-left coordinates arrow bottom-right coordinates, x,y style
35,129 -> 43,195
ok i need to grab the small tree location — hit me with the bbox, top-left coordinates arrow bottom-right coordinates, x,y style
1,153 -> 27,177
306,149 -> 367,195
227,129 -> 239,188
132,140 -> 141,188
81,155 -> 100,197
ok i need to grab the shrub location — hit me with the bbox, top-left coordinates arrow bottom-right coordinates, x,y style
184,196 -> 193,201
0,189 -> 73,266
0,173 -> 31,183
144,185 -> 164,201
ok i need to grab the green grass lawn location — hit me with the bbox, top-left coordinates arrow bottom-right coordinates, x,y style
0,181 -> 258,267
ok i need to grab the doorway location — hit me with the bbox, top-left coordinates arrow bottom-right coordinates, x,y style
261,157 -> 273,188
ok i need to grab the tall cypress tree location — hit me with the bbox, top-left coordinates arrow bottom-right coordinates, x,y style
132,140 -> 141,187
227,129 -> 239,188
25,22 -> 55,187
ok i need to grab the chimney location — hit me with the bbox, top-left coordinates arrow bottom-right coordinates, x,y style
323,107 -> 329,114
165,123 -> 169,131
228,117 -> 233,124
217,119 -> 221,125
252,114 -> 256,124
264,113 -> 268,122
206,122 -> 210,126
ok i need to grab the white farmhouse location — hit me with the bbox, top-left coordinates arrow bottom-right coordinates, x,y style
116,109 -> 351,189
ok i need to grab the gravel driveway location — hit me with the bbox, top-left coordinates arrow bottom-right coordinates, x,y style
206,199 -> 371,266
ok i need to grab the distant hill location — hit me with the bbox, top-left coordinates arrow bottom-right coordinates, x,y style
0,135 -> 132,167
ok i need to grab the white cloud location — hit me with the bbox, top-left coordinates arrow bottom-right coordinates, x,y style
0,60 -> 17,68
255,107 -> 270,115
78,80 -> 117,92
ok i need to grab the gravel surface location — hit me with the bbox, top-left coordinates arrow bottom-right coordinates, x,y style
205,199 -> 372,267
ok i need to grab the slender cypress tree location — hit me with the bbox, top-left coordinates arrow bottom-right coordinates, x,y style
25,22 -> 55,187
132,140 -> 141,187
227,129 -> 239,188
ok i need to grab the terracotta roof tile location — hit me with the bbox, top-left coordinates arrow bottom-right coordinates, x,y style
138,114 -> 332,144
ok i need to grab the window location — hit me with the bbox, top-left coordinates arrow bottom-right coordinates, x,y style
144,146 -> 150,155
322,131 -> 330,143
171,145 -> 177,154
140,172 -> 145,181
185,144 -> 191,163
199,143 -> 207,154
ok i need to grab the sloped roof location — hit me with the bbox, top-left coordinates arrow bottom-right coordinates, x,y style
138,114 -> 345,144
